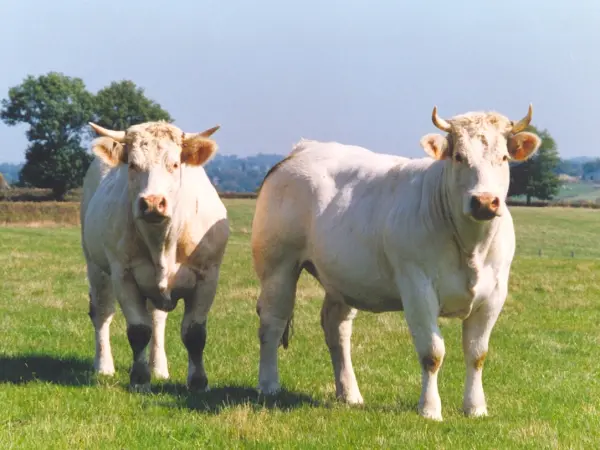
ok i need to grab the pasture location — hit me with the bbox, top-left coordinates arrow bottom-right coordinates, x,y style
0,199 -> 599,448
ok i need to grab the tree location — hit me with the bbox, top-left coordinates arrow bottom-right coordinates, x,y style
92,80 -> 173,131
508,126 -> 561,205
0,72 -> 94,199
582,159 -> 600,180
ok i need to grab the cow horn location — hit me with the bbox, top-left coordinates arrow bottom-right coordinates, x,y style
184,125 -> 221,141
89,122 -> 126,142
199,125 -> 220,138
511,104 -> 533,133
432,106 -> 452,132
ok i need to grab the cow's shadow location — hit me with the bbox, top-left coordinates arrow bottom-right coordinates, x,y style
152,382 -> 321,414
0,354 -> 95,386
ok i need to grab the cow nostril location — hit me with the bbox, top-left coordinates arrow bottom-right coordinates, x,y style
158,197 -> 167,211
470,196 -> 482,210
139,197 -> 149,213
491,197 -> 500,209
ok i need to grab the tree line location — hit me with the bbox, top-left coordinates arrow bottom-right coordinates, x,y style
1,72 -> 565,202
1,72 -> 172,199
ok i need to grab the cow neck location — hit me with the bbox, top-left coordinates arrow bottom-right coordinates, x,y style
439,165 -> 501,277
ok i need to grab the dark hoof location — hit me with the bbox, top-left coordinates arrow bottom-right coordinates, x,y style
188,375 -> 209,392
130,361 -> 151,387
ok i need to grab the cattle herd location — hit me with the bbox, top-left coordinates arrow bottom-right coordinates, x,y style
80,105 -> 541,421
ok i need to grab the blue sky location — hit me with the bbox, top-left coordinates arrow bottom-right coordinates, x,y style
1,0 -> 598,163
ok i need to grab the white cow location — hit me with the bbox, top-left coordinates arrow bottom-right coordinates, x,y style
252,106 -> 541,420
81,121 -> 229,391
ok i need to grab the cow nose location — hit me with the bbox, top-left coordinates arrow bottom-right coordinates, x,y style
139,195 -> 168,218
470,194 -> 500,221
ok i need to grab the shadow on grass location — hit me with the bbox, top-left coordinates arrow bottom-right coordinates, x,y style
0,354 -> 94,386
153,382 -> 321,414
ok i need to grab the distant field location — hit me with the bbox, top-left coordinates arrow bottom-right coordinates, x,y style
0,200 -> 598,448
556,182 -> 600,202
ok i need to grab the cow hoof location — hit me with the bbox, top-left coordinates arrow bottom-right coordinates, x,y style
95,364 -> 115,376
130,362 -> 151,387
129,383 -> 151,393
339,391 -> 364,405
258,381 -> 281,396
419,408 -> 443,421
464,405 -> 488,418
98,367 -> 116,377
188,375 -> 209,392
152,367 -> 170,380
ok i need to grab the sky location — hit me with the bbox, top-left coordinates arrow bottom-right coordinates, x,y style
1,0 -> 599,163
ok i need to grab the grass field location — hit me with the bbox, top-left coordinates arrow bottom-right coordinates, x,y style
0,200 -> 599,449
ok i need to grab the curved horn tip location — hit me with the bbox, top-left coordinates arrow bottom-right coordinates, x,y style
198,124 -> 221,138
431,105 -> 452,132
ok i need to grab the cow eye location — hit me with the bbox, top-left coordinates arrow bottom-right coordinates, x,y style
173,162 -> 180,170
502,155 -> 509,162
454,153 -> 464,163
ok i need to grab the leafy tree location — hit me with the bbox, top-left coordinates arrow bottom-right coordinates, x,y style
0,72 -> 94,199
508,126 -> 561,205
92,80 -> 173,131
582,159 -> 600,179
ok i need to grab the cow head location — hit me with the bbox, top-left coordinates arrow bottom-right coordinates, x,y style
89,121 -> 219,223
420,105 -> 541,222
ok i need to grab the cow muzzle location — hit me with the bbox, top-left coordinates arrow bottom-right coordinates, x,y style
469,193 -> 501,221
138,195 -> 168,222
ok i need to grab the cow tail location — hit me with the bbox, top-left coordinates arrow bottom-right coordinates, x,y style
280,314 -> 294,349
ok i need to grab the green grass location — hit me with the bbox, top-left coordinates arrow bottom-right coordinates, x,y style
0,201 -> 599,449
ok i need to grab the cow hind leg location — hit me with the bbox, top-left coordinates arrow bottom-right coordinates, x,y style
321,294 -> 363,404
256,261 -> 300,396
148,302 -> 169,380
87,264 -> 116,376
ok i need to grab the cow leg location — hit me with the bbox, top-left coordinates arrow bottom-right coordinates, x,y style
87,263 -> 115,376
321,295 -> 362,404
182,272 -> 219,392
256,262 -> 299,396
147,301 -> 169,380
397,272 -> 445,421
462,286 -> 506,417
112,269 -> 152,391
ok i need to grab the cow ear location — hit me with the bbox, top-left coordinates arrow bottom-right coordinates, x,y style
91,137 -> 127,167
508,132 -> 541,161
420,133 -> 450,160
181,136 -> 218,166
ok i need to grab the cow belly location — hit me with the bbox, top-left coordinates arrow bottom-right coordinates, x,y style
342,294 -> 403,313
303,260 -> 402,313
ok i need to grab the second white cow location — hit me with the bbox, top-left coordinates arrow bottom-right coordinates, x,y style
252,106 -> 541,420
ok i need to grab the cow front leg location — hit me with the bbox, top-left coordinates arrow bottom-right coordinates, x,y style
397,271 -> 445,421
321,295 -> 363,404
112,269 -> 152,391
148,302 -> 169,380
462,285 -> 506,417
182,273 -> 219,392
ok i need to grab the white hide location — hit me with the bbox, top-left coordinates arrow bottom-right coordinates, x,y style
81,142 -> 228,388
252,128 -> 530,420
